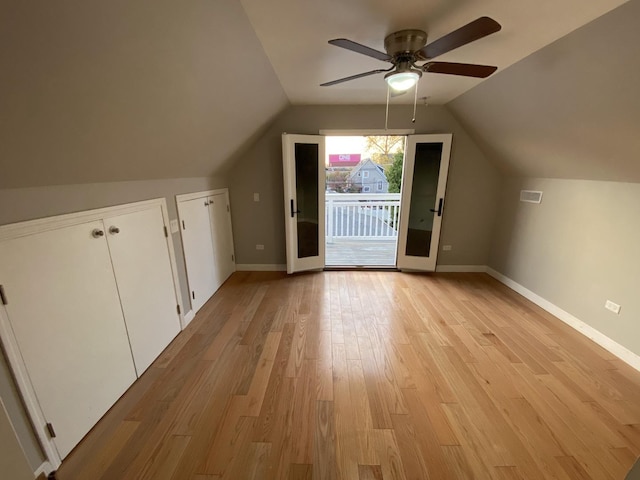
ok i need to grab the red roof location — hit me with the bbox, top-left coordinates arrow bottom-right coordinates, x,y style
329,153 -> 360,167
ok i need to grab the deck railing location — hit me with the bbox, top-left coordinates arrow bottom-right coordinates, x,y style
326,193 -> 401,243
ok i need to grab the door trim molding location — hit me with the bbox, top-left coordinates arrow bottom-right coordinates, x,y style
319,129 -> 415,136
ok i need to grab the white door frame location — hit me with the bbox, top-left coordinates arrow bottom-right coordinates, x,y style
282,134 -> 326,273
396,134 -> 453,272
0,198 -> 183,469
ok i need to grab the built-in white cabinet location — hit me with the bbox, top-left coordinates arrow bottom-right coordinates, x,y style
177,189 -> 235,318
0,199 -> 183,465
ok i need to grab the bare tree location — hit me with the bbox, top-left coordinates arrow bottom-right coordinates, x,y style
365,136 -> 405,165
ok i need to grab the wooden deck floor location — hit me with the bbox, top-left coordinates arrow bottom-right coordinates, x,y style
325,239 -> 397,266
55,271 -> 640,480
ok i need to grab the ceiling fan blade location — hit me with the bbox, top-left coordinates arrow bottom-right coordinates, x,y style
422,61 -> 498,78
328,38 -> 392,62
320,68 -> 391,87
418,17 -> 501,60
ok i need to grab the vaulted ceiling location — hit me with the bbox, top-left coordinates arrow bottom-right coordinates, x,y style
0,0 -> 637,188
240,0 -> 627,104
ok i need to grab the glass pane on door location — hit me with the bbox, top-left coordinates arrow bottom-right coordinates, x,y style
405,143 -> 443,257
295,143 -> 319,258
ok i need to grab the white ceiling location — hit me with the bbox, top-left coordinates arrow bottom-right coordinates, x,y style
240,0 -> 628,105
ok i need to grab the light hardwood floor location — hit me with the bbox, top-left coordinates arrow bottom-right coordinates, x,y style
55,271 -> 640,479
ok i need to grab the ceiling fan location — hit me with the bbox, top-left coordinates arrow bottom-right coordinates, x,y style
320,17 -> 502,92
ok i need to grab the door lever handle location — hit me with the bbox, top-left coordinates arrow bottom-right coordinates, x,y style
290,199 -> 301,217
429,198 -> 444,217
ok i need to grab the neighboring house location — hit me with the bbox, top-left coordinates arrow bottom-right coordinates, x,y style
347,158 -> 389,193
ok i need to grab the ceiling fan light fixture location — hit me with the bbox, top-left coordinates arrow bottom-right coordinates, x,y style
384,70 -> 421,92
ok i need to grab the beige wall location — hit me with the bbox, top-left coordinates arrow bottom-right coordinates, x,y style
0,175 -> 224,468
448,0 -> 640,182
0,0 -> 288,189
228,104 -> 502,266
490,177 -> 640,357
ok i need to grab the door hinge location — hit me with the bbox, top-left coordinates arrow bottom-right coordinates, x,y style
46,422 -> 56,438
182,220 -> 186,230
163,226 -> 169,238
192,291 -> 195,300
0,285 -> 7,305
176,304 -> 181,315
231,254 -> 234,262
227,205 -> 230,213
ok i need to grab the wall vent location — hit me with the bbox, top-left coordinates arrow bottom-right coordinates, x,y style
520,190 -> 543,204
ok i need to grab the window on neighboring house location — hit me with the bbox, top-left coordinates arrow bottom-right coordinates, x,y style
362,171 -> 369,178
363,186 -> 371,192
377,181 -> 383,190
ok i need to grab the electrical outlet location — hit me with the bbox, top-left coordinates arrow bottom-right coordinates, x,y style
169,219 -> 179,233
256,244 -> 264,250
442,245 -> 452,251
604,300 -> 621,314
253,193 -> 260,202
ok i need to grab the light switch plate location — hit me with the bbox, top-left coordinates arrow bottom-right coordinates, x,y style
253,193 -> 260,202
170,219 -> 179,234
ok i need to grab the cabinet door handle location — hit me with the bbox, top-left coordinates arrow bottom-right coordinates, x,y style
109,226 -> 120,235
92,229 -> 105,238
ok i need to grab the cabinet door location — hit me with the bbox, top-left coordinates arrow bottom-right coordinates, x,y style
178,198 -> 218,314
208,193 -> 235,287
105,207 -> 181,375
0,221 -> 137,459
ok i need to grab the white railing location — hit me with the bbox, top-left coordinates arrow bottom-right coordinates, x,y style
326,193 -> 401,243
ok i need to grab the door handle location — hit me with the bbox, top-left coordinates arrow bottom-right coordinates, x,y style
109,226 -> 120,235
91,229 -> 105,238
429,198 -> 444,217
290,199 -> 301,218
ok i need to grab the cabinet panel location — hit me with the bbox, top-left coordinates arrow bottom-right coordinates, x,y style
0,221 -> 137,459
209,193 -> 235,286
179,198 -> 218,314
105,207 -> 181,374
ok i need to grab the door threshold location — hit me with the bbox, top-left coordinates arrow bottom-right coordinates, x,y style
323,266 -> 399,272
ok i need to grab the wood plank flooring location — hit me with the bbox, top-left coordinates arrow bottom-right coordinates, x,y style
55,272 -> 640,480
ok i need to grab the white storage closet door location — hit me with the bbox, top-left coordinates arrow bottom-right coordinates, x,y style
105,207 -> 181,375
179,198 -> 218,314
0,221 -> 137,459
208,193 -> 235,287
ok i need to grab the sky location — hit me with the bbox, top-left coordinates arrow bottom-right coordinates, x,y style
325,136 -> 366,156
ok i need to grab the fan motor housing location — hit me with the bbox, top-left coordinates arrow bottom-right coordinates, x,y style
384,29 -> 428,57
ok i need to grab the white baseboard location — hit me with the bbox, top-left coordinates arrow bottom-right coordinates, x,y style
435,265 -> 488,273
35,460 -> 55,477
235,264 -> 287,272
486,267 -> 640,372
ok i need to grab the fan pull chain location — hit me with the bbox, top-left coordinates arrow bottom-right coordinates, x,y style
412,82 -> 418,123
385,85 -> 390,130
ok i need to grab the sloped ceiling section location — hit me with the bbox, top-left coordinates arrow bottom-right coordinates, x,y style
0,0 -> 289,188
448,0 -> 640,182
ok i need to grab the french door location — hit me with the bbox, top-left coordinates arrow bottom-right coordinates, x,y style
396,134 -> 452,271
282,134 -> 325,273
282,133 -> 451,273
